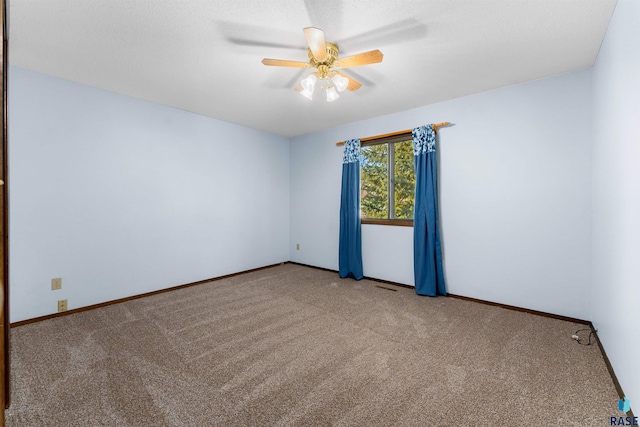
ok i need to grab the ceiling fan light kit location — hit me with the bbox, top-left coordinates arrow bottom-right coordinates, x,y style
299,67 -> 348,101
262,27 -> 383,102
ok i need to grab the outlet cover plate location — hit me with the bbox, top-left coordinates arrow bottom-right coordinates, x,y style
57,299 -> 68,312
51,278 -> 62,290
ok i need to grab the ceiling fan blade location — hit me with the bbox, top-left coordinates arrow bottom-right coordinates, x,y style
335,71 -> 362,91
262,58 -> 310,68
303,27 -> 328,61
334,50 -> 383,68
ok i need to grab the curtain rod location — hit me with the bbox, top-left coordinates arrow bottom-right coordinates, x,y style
335,122 -> 451,146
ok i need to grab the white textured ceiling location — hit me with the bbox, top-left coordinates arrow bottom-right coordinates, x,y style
9,0 -> 616,137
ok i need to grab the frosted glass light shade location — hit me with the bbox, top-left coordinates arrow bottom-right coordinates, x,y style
300,74 -> 317,100
301,74 -> 317,92
300,88 -> 314,100
326,85 -> 339,102
333,74 -> 348,92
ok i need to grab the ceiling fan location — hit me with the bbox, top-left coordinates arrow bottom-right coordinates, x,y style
261,27 -> 383,102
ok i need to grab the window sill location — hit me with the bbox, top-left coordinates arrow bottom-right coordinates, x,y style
361,218 -> 413,227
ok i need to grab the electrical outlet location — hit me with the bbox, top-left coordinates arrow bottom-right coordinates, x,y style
296,243 -> 300,250
51,277 -> 62,290
58,299 -> 68,312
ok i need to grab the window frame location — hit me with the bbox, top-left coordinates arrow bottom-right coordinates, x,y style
360,132 -> 414,227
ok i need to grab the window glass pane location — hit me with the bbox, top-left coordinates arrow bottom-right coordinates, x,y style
393,140 -> 415,219
360,144 -> 388,219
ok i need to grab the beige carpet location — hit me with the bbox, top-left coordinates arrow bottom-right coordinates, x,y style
6,264 -> 619,426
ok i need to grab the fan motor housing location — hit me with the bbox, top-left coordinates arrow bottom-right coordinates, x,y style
309,42 -> 339,69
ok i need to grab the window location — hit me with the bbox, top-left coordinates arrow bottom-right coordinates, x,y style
360,133 -> 415,226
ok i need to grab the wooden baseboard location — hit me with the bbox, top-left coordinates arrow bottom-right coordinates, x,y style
10,262 -> 285,327
590,327 -> 634,417
288,262 -> 590,324
446,293 -> 590,325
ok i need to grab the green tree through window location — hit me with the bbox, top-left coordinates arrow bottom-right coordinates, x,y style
360,144 -> 388,219
360,135 -> 415,224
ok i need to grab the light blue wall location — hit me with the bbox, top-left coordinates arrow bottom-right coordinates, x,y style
9,66 -> 290,322
290,69 -> 593,321
591,0 -> 640,410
